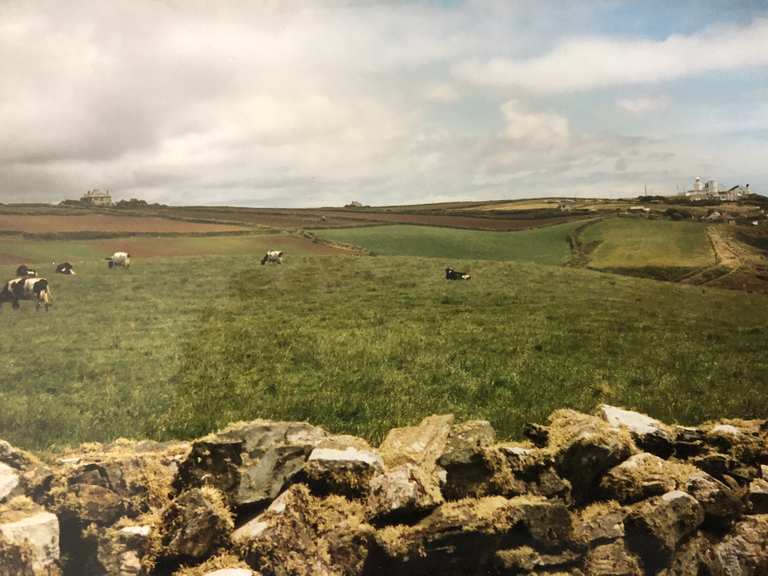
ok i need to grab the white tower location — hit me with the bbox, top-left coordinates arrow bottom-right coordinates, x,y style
694,177 -> 703,192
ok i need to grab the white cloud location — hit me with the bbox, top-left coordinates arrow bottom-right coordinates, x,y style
424,83 -> 462,103
455,18 -> 768,93
617,96 -> 669,114
501,100 -> 570,148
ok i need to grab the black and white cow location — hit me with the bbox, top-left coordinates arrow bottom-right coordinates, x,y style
445,267 -> 471,280
0,277 -> 52,311
261,250 -> 284,265
16,264 -> 37,277
106,252 -> 131,269
55,262 -> 76,275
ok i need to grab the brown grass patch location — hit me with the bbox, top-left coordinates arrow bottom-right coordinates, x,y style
318,210 -> 586,231
0,214 -> 247,234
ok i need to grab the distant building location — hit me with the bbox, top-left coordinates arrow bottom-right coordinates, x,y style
693,177 -> 703,192
685,177 -> 751,202
81,189 -> 113,206
719,185 -> 750,202
345,201 -> 364,208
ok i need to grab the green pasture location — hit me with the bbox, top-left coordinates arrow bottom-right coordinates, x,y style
313,222 -> 587,265
579,218 -> 715,270
2,252 -> 767,450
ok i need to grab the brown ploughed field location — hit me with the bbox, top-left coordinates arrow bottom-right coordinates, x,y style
0,214 -> 248,234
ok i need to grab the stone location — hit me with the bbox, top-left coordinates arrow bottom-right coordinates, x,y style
378,414 -> 454,472
0,442 -> 50,505
709,514 -> 768,575
416,421 -> 524,502
599,453 -> 679,503
704,421 -> 766,465
0,462 -> 20,502
672,426 -> 708,459
174,420 -> 327,507
685,472 -> 743,527
658,533 -> 715,576
554,427 -> 633,503
597,404 -> 674,457
95,523 -> 153,576
584,540 -> 642,576
443,420 -> 496,454
299,445 -> 383,498
499,446 -> 571,501
438,445 -> 524,500
205,570 -> 256,576
625,490 -> 704,572
747,478 -> 768,514
367,495 -> 574,575
234,484 -> 373,576
691,452 -> 738,482
522,423 -> 549,447
159,487 -> 233,561
69,483 -> 125,526
366,464 -> 443,524
43,440 -> 186,527
0,499 -> 60,575
0,440 -> 37,471
492,545 -> 582,573
573,501 -> 626,545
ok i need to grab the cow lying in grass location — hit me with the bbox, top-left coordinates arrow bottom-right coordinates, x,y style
261,250 -> 284,265
0,277 -> 52,311
445,267 -> 471,280
55,262 -> 76,275
16,265 -> 37,277
107,252 -> 131,269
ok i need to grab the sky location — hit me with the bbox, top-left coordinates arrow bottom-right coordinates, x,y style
1,0 -> 768,207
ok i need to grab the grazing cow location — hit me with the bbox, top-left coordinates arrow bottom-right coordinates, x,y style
261,250 -> 284,265
445,267 -> 471,280
106,252 -> 131,269
0,277 -> 52,311
55,262 -> 76,275
16,265 -> 37,277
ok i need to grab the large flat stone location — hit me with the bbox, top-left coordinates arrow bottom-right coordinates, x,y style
0,462 -> 20,502
597,404 -> 673,457
0,509 -> 60,573
174,420 -> 327,506
379,415 -> 454,472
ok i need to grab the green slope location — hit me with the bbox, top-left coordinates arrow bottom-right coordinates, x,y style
313,222 -> 587,265
580,218 -> 715,269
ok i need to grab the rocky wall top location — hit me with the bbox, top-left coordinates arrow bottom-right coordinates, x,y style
1,405 -> 767,576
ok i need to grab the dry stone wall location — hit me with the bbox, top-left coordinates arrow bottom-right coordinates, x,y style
1,405 -> 767,575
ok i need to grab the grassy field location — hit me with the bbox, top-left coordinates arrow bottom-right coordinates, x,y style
313,221 -> 588,265
579,218 -> 715,270
2,250 -> 767,450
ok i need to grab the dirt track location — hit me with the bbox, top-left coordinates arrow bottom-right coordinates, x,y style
0,214 -> 247,234
707,226 -> 742,271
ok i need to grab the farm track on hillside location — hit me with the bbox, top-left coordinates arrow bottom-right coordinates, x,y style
566,218 -> 604,267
